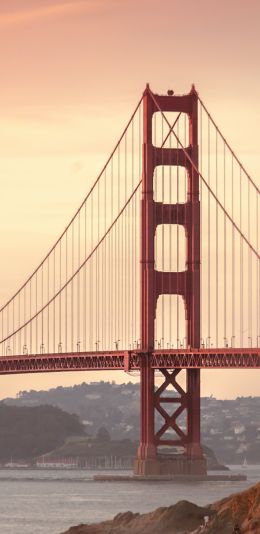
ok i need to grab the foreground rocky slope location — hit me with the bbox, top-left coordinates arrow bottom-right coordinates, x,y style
61,482 -> 260,533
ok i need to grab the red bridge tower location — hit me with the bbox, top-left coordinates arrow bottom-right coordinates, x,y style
134,85 -> 207,475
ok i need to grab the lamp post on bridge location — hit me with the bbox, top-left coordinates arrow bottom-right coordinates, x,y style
114,340 -> 120,350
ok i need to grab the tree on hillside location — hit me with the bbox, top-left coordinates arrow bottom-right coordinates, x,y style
96,427 -> 111,442
0,404 -> 85,461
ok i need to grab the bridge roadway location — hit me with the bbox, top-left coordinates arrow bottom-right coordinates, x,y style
0,348 -> 260,374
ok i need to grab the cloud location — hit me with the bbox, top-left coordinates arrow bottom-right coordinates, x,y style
0,1 -> 104,27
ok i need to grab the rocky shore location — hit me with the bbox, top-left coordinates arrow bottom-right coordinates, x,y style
61,482 -> 260,533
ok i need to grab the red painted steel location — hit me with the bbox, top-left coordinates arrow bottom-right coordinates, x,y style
154,369 -> 188,447
151,349 -> 260,368
135,85 -> 204,475
0,348 -> 260,375
138,85 -> 157,465
186,86 -> 201,458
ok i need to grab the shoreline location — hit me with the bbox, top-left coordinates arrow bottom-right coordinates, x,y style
60,481 -> 260,534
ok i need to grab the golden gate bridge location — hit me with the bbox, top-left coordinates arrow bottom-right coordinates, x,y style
0,85 -> 259,476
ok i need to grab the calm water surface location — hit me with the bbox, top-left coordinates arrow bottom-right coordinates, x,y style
0,466 -> 259,534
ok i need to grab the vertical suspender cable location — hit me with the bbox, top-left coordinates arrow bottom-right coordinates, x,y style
30,278 -> 32,353
53,249 -> 56,352
59,240 -> 62,350
240,168 -> 243,347
19,291 -> 21,354
65,232 -> 67,352
101,227 -> 103,351
12,300 -> 15,355
199,103 -> 203,347
36,271 -> 38,353
78,210 -> 81,350
207,117 -> 211,347
6,306 -> 9,354
108,166 -> 111,349
223,143 -> 227,347
108,176 -> 110,350
0,311 -> 2,355
84,202 -> 87,352
95,194 -> 98,349
215,130 -> 219,347
248,181 -> 252,346
90,192 -> 93,350
104,169 -> 107,350
1,310 -> 3,355
257,190 -> 259,346
96,179 -> 100,349
117,145 -> 120,347
47,256 -> 50,353
231,156 -> 235,346
24,286 -> 27,351
131,118 -> 134,347
41,264 -> 44,352
111,158 -> 114,348
125,133 -> 128,347
71,224 -> 74,352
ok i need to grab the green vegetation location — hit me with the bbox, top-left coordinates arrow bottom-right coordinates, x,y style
0,404 -> 84,461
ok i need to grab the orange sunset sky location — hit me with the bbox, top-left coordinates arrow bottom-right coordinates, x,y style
0,0 -> 259,399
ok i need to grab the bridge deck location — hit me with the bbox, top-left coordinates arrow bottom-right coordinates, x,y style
0,348 -> 260,374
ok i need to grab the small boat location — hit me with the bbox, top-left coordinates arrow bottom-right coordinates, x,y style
242,457 -> 248,468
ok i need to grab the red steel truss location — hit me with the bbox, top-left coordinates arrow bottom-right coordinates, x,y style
0,348 -> 259,375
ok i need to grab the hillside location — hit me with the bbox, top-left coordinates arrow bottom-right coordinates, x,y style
0,404 -> 84,461
4,382 -> 260,464
62,482 -> 260,533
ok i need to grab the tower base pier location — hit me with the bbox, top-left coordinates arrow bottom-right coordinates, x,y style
134,454 -> 207,477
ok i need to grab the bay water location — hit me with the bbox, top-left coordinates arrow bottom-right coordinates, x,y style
0,465 -> 259,534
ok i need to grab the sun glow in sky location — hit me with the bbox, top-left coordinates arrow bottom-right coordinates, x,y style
0,0 -> 260,399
